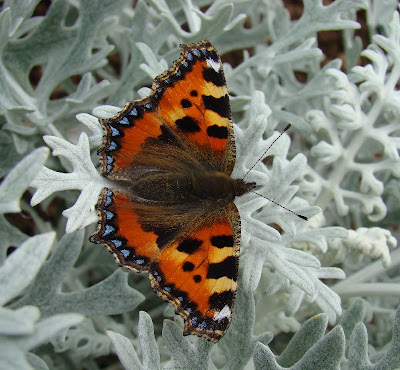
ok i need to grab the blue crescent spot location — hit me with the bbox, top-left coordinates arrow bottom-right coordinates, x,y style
121,249 -> 130,258
111,126 -> 119,136
104,195 -> 112,207
134,258 -> 145,265
104,210 -> 114,220
144,103 -> 151,110
106,156 -> 113,164
129,107 -> 138,116
198,320 -> 207,329
176,70 -> 182,77
111,239 -> 122,248
193,49 -> 200,57
187,52 -> 193,61
156,276 -> 162,282
191,317 -> 198,324
107,141 -> 117,151
187,307 -> 192,313
178,296 -> 184,302
183,61 -> 188,67
163,286 -> 171,292
119,117 -> 129,125
106,164 -> 112,173
102,224 -> 115,237
164,78 -> 171,84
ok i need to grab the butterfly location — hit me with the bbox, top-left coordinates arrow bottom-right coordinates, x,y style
90,40 -> 255,343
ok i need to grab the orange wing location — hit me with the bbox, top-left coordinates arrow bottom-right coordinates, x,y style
96,40 -> 235,180
91,191 -> 241,342
149,203 -> 241,343
90,189 -> 161,271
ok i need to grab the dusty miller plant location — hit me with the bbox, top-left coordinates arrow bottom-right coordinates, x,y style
0,0 -> 399,369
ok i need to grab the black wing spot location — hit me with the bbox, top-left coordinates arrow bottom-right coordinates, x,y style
183,261 -> 195,271
203,67 -> 225,87
193,275 -> 202,283
175,116 -> 200,133
177,238 -> 202,254
207,125 -> 228,139
211,235 -> 233,248
202,95 -> 230,118
206,256 -> 238,280
181,99 -> 192,108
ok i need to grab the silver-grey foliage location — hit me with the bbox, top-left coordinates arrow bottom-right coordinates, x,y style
0,0 -> 399,369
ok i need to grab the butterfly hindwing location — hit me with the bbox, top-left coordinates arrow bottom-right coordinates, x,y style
149,203 -> 241,342
90,189 -> 160,271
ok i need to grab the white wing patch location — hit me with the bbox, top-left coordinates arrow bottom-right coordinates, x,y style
206,58 -> 221,72
213,305 -> 231,321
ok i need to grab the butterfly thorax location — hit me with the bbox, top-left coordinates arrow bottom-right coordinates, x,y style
131,170 -> 254,205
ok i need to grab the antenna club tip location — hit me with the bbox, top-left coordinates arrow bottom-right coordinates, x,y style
298,214 -> 308,221
283,123 -> 292,132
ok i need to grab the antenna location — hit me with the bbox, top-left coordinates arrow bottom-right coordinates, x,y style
243,123 -> 308,221
252,190 -> 308,220
242,123 -> 292,180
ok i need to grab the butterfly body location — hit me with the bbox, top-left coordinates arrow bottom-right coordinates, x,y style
132,170 -> 251,203
91,40 -> 253,342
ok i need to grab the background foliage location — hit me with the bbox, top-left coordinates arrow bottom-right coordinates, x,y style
0,0 -> 399,369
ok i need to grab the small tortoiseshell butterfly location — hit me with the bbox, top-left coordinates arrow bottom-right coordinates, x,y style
90,40 -> 255,342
